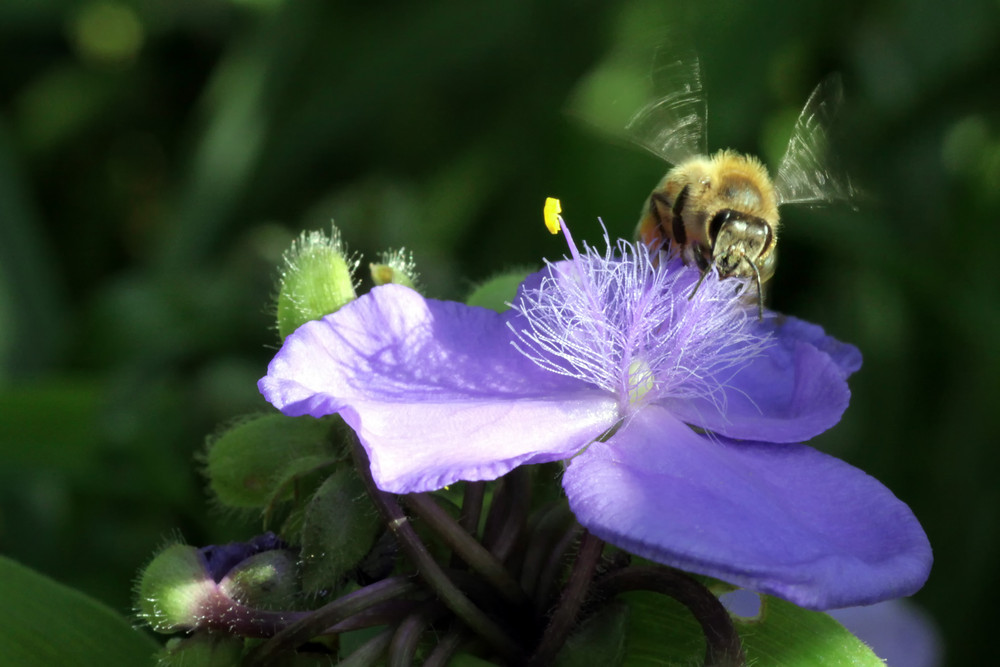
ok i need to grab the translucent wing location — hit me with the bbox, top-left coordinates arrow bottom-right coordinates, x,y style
774,74 -> 857,206
624,48 -> 707,166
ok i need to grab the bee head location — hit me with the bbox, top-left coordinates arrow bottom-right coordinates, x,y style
708,209 -> 773,279
689,208 -> 771,319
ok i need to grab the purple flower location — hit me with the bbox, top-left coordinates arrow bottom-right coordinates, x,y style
259,222 -> 931,611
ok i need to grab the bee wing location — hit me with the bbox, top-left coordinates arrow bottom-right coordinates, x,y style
624,48 -> 707,166
773,74 -> 857,206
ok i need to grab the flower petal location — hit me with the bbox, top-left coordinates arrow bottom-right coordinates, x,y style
562,404 -> 932,610
662,314 -> 858,443
260,284 -> 618,493
762,314 -> 862,378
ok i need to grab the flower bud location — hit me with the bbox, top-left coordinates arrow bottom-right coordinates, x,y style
219,549 -> 299,609
276,227 -> 358,340
299,468 -> 381,592
369,248 -> 419,290
205,413 -> 337,510
135,544 -> 217,633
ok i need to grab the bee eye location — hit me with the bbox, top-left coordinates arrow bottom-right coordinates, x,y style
708,210 -> 732,245
762,222 -> 774,253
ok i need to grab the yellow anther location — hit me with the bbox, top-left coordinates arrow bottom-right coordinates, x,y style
543,197 -> 562,235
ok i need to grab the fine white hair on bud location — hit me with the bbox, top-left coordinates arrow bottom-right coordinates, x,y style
276,225 -> 360,341
370,248 -> 420,289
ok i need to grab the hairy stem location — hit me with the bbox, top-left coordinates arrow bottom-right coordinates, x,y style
526,530 -> 605,667
594,566 -> 745,667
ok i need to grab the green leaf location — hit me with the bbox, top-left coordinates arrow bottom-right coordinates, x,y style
737,595 -> 885,666
0,555 -> 159,666
620,590 -> 884,666
555,600 -> 629,667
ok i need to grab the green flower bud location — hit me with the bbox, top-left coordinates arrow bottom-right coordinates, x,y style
299,468 -> 382,592
276,227 -> 358,340
369,248 -> 419,290
205,413 -> 339,510
136,544 -> 216,633
219,549 -> 299,609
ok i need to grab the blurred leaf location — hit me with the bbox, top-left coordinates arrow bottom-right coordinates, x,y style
0,122 -> 65,378
0,555 -> 158,666
465,269 -> 534,312
0,378 -> 105,473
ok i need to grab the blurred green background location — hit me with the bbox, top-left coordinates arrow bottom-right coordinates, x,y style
0,0 -> 996,663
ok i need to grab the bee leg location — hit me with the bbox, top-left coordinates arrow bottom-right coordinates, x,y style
687,268 -> 710,300
647,192 -> 674,250
687,249 -> 712,300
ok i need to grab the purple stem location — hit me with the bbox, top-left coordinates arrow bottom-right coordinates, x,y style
243,576 -> 419,665
403,492 -> 528,607
387,601 -> 447,667
352,439 -> 524,664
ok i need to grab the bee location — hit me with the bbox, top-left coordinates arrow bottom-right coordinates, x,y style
629,52 -> 856,315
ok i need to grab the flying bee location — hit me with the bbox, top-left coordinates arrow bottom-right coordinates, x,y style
628,52 -> 856,315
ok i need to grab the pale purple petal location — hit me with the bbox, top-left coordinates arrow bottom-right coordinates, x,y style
562,404 -> 932,610
662,316 -> 854,443
260,284 -> 618,493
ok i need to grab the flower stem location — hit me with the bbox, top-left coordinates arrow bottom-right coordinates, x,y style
198,590 -> 305,637
484,466 -> 531,563
594,566 -> 745,667
243,576 -> 419,665
519,501 -> 574,601
403,492 -> 529,608
323,599 -> 424,633
532,519 -> 583,614
526,530 -> 605,667
422,622 -> 468,667
388,601 -> 447,667
459,481 -> 486,536
352,439 -> 525,664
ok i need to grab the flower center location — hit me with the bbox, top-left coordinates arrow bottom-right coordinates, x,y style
626,359 -> 655,404
510,222 -> 769,414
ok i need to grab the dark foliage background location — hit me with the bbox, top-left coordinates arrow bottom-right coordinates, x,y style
0,0 -> 996,664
